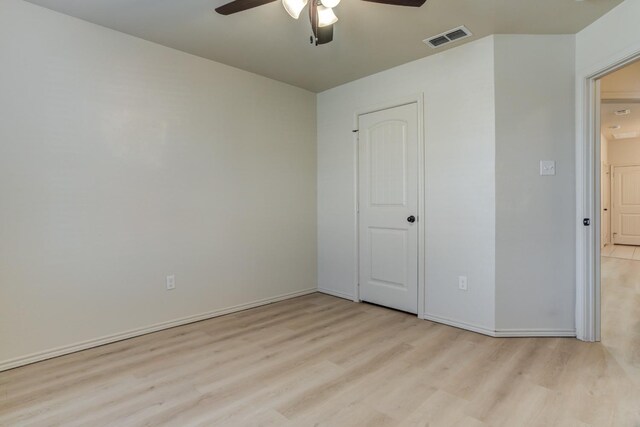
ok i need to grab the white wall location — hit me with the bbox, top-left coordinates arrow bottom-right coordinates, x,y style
608,138 -> 640,164
4,0 -> 633,366
575,0 -> 640,341
318,34 -> 581,336
494,35 -> 576,334
576,0 -> 640,76
318,37 -> 497,332
0,0 -> 317,369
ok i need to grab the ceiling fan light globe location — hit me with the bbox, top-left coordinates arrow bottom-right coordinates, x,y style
282,0 -> 307,19
317,5 -> 338,27
320,0 -> 340,8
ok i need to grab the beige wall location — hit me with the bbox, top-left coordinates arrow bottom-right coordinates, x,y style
601,134 -> 609,165
608,138 -> 640,165
0,0 -> 317,369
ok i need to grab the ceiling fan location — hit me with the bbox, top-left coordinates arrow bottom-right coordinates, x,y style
215,0 -> 427,46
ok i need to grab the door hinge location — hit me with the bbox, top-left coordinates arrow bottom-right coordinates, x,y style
583,218 -> 591,226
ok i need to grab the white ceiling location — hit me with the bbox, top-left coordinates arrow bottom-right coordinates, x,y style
26,0 -> 623,92
601,102 -> 640,141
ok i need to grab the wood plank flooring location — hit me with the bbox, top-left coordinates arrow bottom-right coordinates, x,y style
601,244 -> 640,261
1,268 -> 640,426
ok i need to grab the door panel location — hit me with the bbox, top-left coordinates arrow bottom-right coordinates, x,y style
358,103 -> 418,314
369,227 -> 408,288
369,122 -> 407,206
612,165 -> 640,245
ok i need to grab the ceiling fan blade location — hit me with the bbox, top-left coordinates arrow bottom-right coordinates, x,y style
215,0 -> 277,15
360,0 -> 426,6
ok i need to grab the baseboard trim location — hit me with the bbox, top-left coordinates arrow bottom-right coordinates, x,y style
494,328 -> 576,337
423,313 -> 576,338
422,313 -> 496,337
317,287 -> 356,302
0,287 -> 317,372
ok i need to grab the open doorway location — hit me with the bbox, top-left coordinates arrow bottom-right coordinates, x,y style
598,59 -> 640,349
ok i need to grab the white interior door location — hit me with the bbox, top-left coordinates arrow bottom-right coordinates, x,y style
601,163 -> 611,247
358,103 -> 418,314
612,165 -> 640,245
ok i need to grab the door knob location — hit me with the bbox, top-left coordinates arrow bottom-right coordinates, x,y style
407,215 -> 416,223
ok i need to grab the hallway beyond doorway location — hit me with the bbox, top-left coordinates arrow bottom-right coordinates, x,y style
602,244 -> 640,260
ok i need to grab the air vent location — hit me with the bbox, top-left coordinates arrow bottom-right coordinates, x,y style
429,36 -> 449,47
613,131 -> 639,140
424,26 -> 472,49
446,29 -> 468,41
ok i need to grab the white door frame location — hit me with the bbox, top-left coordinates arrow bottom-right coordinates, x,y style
601,162 -> 611,248
352,94 -> 425,318
576,49 -> 640,342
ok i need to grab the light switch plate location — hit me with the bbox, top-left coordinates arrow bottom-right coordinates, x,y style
540,160 -> 556,176
166,274 -> 176,290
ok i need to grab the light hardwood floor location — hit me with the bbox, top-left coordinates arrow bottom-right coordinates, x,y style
1,269 -> 639,426
601,244 -> 640,261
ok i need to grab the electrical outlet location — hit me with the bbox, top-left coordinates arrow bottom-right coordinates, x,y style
458,276 -> 468,291
166,275 -> 176,290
